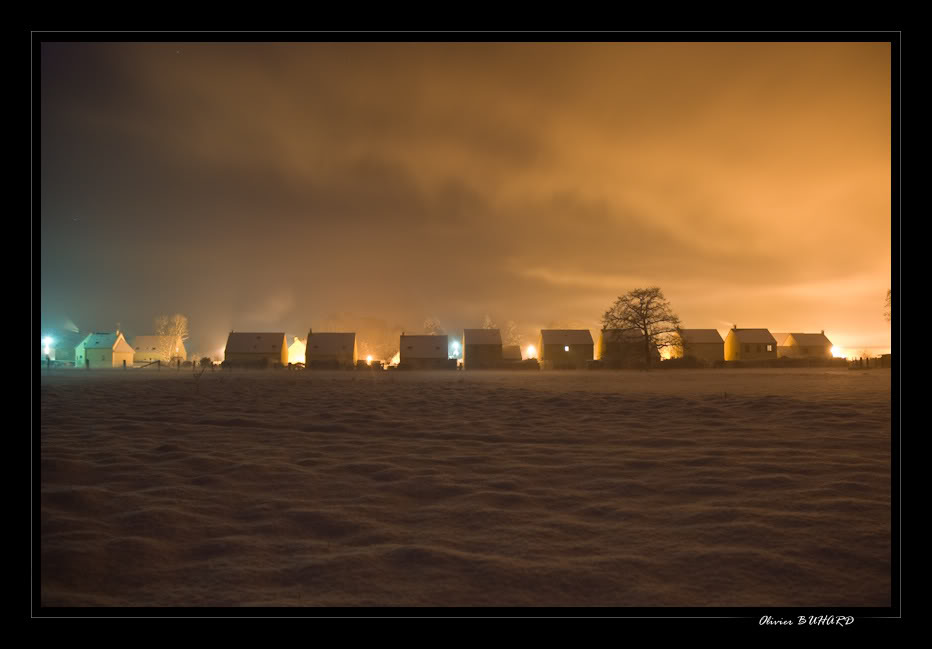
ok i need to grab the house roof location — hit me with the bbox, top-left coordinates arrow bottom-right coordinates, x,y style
306,332 -> 356,354
463,329 -> 502,345
788,332 -> 832,347
727,328 -> 776,344
225,332 -> 286,354
502,345 -> 522,360
770,332 -> 791,346
540,329 -> 594,345
77,332 -> 134,353
130,335 -> 184,352
601,328 -> 648,343
400,334 -> 449,358
678,329 -> 724,344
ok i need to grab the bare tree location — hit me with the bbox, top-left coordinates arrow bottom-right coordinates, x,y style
423,316 -> 445,335
482,314 -> 497,329
502,320 -> 521,347
155,313 -> 189,362
884,289 -> 891,322
601,287 -> 681,370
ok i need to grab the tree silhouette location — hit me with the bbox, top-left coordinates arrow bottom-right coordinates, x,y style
884,289 -> 891,322
601,287 -> 681,370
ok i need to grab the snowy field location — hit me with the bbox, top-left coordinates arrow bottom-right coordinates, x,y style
39,368 -> 892,607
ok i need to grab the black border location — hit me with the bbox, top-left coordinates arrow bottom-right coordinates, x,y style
32,31 -> 902,626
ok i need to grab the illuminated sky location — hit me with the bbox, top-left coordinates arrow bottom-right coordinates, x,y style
40,42 -> 892,357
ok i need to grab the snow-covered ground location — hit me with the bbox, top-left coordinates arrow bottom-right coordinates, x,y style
40,368 -> 892,606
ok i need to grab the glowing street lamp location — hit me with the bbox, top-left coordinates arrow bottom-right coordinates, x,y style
526,344 -> 537,359
42,336 -> 53,357
366,355 -> 373,365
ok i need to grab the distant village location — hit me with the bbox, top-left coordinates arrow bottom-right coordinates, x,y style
39,325 -> 891,371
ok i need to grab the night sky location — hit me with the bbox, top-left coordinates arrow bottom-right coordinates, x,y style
40,42 -> 892,359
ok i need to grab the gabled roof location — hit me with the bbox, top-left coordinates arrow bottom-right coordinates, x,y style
788,332 -> 832,347
131,335 -> 184,352
678,329 -> 724,344
540,329 -> 593,345
727,328 -> 776,344
78,332 -> 134,352
770,332 -> 791,347
225,332 -> 286,354
601,328 -> 648,343
463,329 -> 502,345
306,332 -> 356,354
502,345 -> 522,360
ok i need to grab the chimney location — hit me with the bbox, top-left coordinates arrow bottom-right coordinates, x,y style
821,329 -> 824,335
733,324 -> 737,330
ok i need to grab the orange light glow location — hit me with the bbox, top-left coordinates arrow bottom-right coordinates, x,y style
366,355 -> 373,365
526,344 -> 537,359
831,346 -> 846,358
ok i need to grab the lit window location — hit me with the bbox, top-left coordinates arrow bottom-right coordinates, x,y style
564,345 -> 569,352
767,344 -> 772,352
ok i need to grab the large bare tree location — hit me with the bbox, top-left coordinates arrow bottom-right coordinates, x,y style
154,313 -> 189,362
601,287 -> 681,369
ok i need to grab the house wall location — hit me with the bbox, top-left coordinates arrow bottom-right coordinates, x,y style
306,348 -> 356,367
400,339 -> 448,363
77,348 -> 133,368
781,340 -> 832,360
463,344 -> 502,369
724,333 -> 776,361
599,341 -> 660,367
682,342 -> 724,364
224,352 -> 285,367
77,347 -> 113,368
540,342 -> 593,368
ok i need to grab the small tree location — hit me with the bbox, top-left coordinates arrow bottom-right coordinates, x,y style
884,289 -> 891,322
482,314 -> 497,329
423,317 -> 445,335
502,320 -> 521,347
154,313 -> 190,362
601,287 -> 681,370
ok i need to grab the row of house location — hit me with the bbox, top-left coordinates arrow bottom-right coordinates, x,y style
65,332 -> 188,369
59,325 -> 834,370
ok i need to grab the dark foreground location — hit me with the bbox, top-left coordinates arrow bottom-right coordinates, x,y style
40,368 -> 892,606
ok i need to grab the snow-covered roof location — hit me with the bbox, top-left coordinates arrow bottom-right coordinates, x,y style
77,332 -> 134,353
463,329 -> 502,345
678,329 -> 724,344
225,332 -> 286,354
788,332 -> 832,347
601,329 -> 648,343
306,332 -> 356,354
540,330 -> 594,345
770,332 -> 791,347
727,328 -> 776,344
